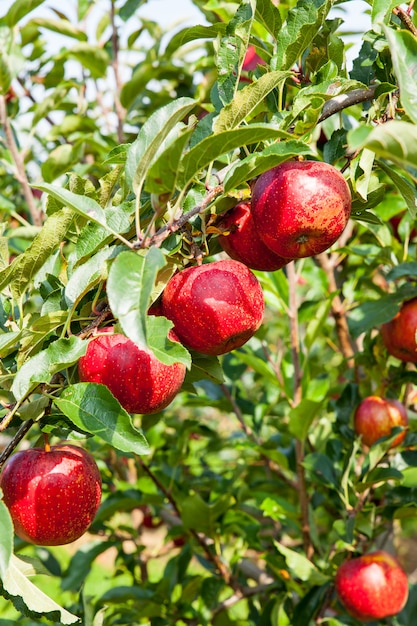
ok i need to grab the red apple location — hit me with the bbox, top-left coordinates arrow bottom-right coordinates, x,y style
335,550 -> 408,621
354,396 -> 408,448
381,297 -> 417,363
161,259 -> 264,356
0,443 -> 102,546
242,45 -> 265,71
251,160 -> 351,258
78,329 -> 185,414
389,211 -> 417,241
217,201 -> 291,271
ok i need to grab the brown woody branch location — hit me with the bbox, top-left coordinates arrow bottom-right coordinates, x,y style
393,6 -> 417,36
0,95 -> 43,226
318,86 -> 378,123
287,261 -> 313,559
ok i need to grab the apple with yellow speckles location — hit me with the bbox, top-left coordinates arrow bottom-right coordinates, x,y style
251,160 -> 351,258
78,328 -> 186,414
0,443 -> 102,546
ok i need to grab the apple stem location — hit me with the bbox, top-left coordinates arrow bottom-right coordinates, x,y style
43,433 -> 51,453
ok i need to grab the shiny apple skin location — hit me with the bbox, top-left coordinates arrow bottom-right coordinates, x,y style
251,160 -> 351,258
0,444 -> 102,546
78,331 -> 185,414
218,202 -> 291,271
354,396 -> 408,448
335,550 -> 409,621
381,297 -> 417,363
161,259 -> 264,356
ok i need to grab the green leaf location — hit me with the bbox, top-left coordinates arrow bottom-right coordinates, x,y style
377,161 -> 417,218
145,124 -> 194,195
255,0 -> 282,38
62,541 -> 114,591
4,0 -> 46,26
0,502 -> 13,578
348,121 -> 417,175
0,208 -> 75,299
165,24 -> 226,56
384,27 -> 417,125
146,316 -> 191,368
125,97 -> 197,194
2,554 -> 79,624
274,542 -> 329,585
179,125 -> 293,188
30,17 -> 87,41
180,492 -> 233,535
274,0 -> 334,71
224,140 -> 314,192
371,0 -> 398,30
54,383 -> 149,454
0,53 -> 11,95
184,353 -> 224,385
66,43 -> 110,78
34,184 -> 106,225
288,400 -> 323,442
213,71 -> 292,132
12,336 -> 86,402
348,284 -> 417,337
107,248 -> 166,349
65,246 -> 114,308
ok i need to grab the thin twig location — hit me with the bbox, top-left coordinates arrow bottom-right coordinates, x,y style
0,419 -> 35,470
393,6 -> 417,36
287,261 -> 313,559
0,95 -> 43,226
110,0 -> 125,143
315,252 -> 357,368
137,457 -> 236,586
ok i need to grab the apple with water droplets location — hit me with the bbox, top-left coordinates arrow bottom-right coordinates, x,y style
0,443 -> 102,546
251,160 -> 351,258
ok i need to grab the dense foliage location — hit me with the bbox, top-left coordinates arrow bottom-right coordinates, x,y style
0,0 -> 417,624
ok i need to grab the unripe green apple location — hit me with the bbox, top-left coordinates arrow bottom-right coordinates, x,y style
354,396 -> 408,448
335,550 -> 408,621
78,329 -> 185,414
218,201 -> 291,271
161,259 -> 264,356
0,443 -> 102,546
381,297 -> 417,363
251,160 -> 351,258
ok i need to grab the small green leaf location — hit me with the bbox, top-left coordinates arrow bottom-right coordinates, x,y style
179,125 -> 293,189
384,27 -> 417,125
54,383 -> 149,454
66,44 -> 110,78
125,97 -> 197,194
274,542 -> 329,585
12,336 -> 86,402
145,124 -> 194,195
0,53 -> 11,95
4,0 -> 46,26
107,248 -> 166,349
165,24 -> 226,56
348,121 -> 417,175
146,316 -> 191,368
65,247 -> 114,308
213,71 -> 292,132
377,161 -> 417,218
0,208 -> 75,299
288,400 -> 323,442
30,17 -> 88,41
255,0 -> 282,38
180,492 -> 233,535
34,184 -> 106,226
0,501 -> 13,578
2,554 -> 79,624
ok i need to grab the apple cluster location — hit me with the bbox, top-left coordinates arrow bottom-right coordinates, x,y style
218,160 -> 352,270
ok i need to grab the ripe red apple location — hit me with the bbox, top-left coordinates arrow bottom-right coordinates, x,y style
161,259 -> 264,356
354,396 -> 408,448
335,550 -> 408,621
78,329 -> 185,414
242,45 -> 265,71
381,297 -> 417,363
251,160 -> 351,258
217,201 -> 291,271
0,443 -> 102,546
